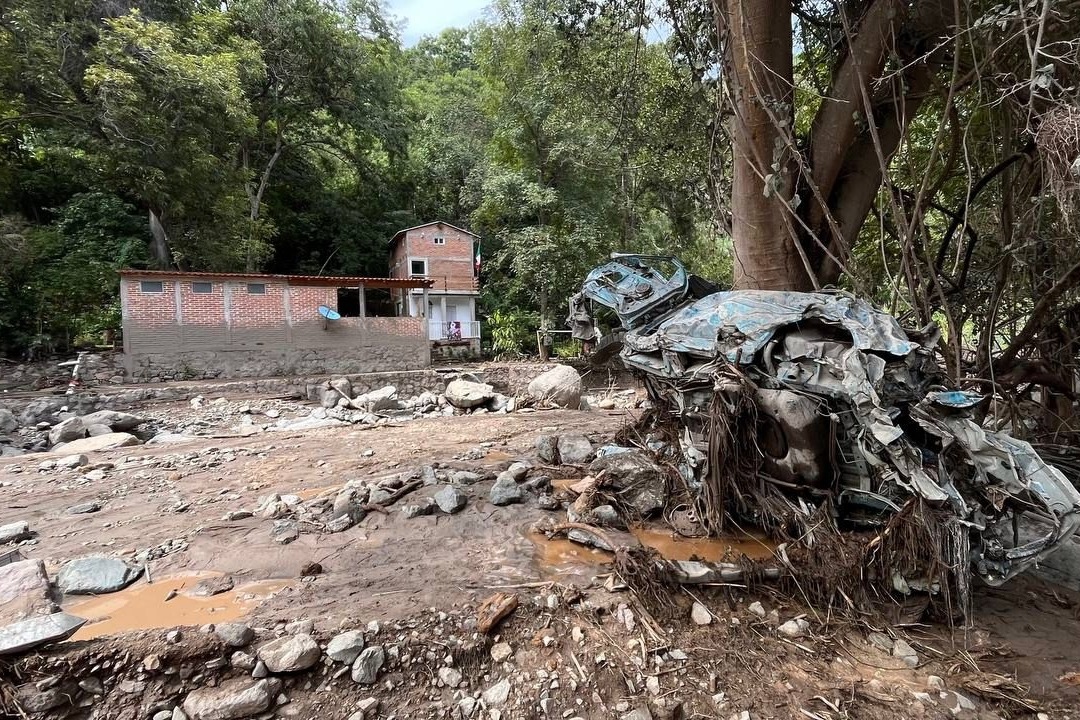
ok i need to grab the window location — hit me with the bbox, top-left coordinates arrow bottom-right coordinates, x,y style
336,288 -> 361,317
246,283 -> 266,295
191,281 -> 213,294
139,281 -> 164,294
433,235 -> 445,245
409,258 -> 428,277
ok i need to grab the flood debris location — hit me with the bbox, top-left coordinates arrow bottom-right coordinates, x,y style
569,254 -> 1080,609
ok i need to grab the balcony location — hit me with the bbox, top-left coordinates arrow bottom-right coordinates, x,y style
429,320 -> 481,340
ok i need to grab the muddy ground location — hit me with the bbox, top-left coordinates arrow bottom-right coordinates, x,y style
3,395 -> 1080,719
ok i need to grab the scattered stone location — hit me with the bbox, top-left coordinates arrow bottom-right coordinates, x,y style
52,432 -> 141,455
66,501 -> 101,515
326,630 -> 366,664
55,453 -> 89,469
350,645 -> 385,684
57,556 -> 141,595
490,642 -> 513,662
489,473 -> 525,506
558,434 -> 593,464
181,677 -> 282,720
527,365 -> 582,408
537,494 -> 560,511
0,612 -> 86,655
231,651 -> 256,671
482,678 -> 511,707
190,576 -> 234,597
78,410 -> 146,432
0,559 -> 53,625
270,521 -> 299,545
0,408 -> 16,434
867,631 -> 894,653
434,485 -> 468,514
690,602 -> 712,626
214,623 -> 254,648
258,634 -> 321,672
251,660 -> 268,679
143,654 -> 163,671
622,706 -> 653,720
85,423 -> 114,437
748,601 -> 766,618
78,677 -> 103,695
927,675 -> 946,692
438,666 -> 463,687
401,500 -> 436,519
588,504 -> 622,527
299,561 -> 322,577
892,638 -> 919,668
449,470 -> 483,485
349,697 -> 380,719
588,450 -> 666,516
15,683 -> 66,714
778,618 -> 810,638
49,417 -> 87,445
351,385 -> 398,412
535,435 -> 558,464
444,379 -> 496,409
0,521 -> 30,545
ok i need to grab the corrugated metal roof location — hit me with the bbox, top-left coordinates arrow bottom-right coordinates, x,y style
119,269 -> 434,289
389,221 -> 479,246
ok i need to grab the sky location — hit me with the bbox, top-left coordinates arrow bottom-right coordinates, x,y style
386,0 -> 490,46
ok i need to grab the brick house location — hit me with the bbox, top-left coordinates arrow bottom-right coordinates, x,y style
388,221 -> 480,358
119,270 -> 432,381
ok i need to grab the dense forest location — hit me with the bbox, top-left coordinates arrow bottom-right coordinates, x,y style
2,0 -> 1079,415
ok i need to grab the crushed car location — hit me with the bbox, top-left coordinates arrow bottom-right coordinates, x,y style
568,254 -> 1080,594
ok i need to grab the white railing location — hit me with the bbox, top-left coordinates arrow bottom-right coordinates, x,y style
429,320 -> 481,340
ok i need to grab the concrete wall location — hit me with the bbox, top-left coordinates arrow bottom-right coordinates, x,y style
121,277 -> 429,382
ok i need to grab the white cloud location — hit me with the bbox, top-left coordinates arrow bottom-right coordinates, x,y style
386,0 -> 491,46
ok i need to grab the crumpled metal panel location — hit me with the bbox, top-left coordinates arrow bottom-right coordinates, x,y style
624,290 -> 916,361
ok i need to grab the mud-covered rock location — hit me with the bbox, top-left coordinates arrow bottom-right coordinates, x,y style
588,450 -> 666,516
527,365 -> 582,408
182,677 -> 282,720
257,634 -> 321,672
445,379 -> 495,409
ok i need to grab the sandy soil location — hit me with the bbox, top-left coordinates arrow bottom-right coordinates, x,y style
4,400 -> 1080,719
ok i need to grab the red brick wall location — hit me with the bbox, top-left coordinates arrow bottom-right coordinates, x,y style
123,278 -> 178,328
390,223 -> 477,293
228,280 -> 285,328
178,279 -> 226,326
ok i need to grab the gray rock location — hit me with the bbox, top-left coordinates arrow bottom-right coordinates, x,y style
251,660 -> 268,678
489,393 -> 510,412
351,645 -> 385,684
557,434 -> 593,464
449,470 -> 483,485
444,379 -> 495,409
0,521 -> 30,545
257,634 -> 321,672
535,435 -> 558,464
489,473 -> 525,506
78,676 -> 103,695
367,486 -> 395,505
490,642 -> 513,662
182,678 -> 281,720
621,709 -> 653,720
67,501 -> 101,515
0,612 -> 86,655
270,521 -> 299,545
49,417 -> 87,446
568,528 -> 614,551
78,410 -> 146,432
57,556 -> 142,595
588,450 -> 666,516
527,365 -> 582,408
350,385 -> 398,412
16,683 -> 66,713
51,432 -> 140,454
214,623 -> 254,648
690,602 -> 712,626
589,504 -> 623,528
434,486 -> 468,514
230,651 -> 256,670
778,618 -> 810,638
332,487 -> 369,524
55,454 -> 88,469
0,409 -> 16,434
401,500 -> 436,519
326,630 -> 365,664
507,461 -> 530,481
85,424 -> 113,437
537,494 -> 560,511
482,678 -> 511,707
0,559 -> 53,624
438,666 -> 463,687
329,377 -> 353,400
325,515 -> 353,533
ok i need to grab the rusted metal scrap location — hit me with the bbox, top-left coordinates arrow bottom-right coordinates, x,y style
569,254 -> 1080,595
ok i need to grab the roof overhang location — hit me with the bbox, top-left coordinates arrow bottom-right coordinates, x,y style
119,269 -> 434,290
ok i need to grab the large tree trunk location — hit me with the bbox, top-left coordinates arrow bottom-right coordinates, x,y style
721,0 -> 810,290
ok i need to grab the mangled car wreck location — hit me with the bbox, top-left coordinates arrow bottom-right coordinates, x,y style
568,255 -> 1080,606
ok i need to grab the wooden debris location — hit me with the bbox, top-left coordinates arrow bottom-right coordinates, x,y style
476,592 -> 518,634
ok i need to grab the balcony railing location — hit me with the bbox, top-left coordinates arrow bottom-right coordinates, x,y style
429,320 -> 481,340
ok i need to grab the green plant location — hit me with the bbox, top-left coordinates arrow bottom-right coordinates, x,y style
488,309 -> 536,356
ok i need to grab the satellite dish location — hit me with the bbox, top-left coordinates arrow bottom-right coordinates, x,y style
318,305 -> 341,321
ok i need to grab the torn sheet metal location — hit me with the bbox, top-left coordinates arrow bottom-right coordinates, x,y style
571,254 -> 1080,588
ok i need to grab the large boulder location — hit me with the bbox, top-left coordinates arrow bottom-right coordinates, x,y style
257,634 -> 321,672
350,385 -> 398,412
0,522 -> 30,545
48,417 -> 87,446
557,434 -> 594,464
0,612 -> 86,656
527,365 -> 582,408
50,433 -> 141,455
588,450 -> 666,517
57,556 -> 142,595
77,410 -> 146,432
0,408 -> 16,434
0,559 -> 55,625
182,678 -> 282,720
445,379 -> 495,409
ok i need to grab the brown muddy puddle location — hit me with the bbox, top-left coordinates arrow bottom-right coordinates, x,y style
529,525 -> 775,574
65,572 -> 292,641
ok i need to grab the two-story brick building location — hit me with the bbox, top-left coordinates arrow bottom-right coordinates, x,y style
389,221 -> 481,357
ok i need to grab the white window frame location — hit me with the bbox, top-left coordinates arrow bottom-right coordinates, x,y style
433,235 -> 446,245
139,280 -> 164,294
408,257 -> 428,277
